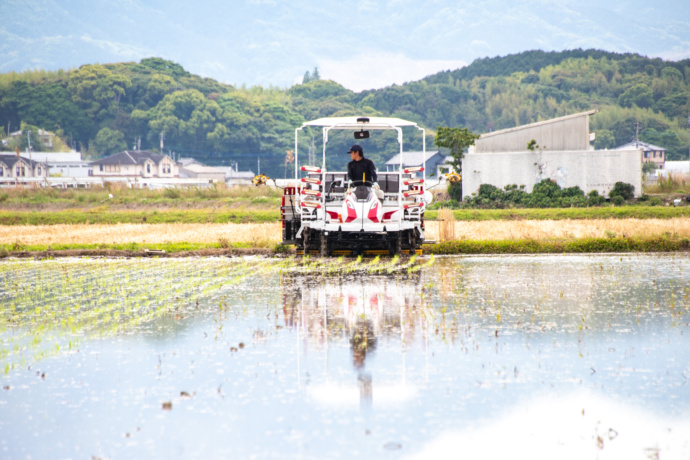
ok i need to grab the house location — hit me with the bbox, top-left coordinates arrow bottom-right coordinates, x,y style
8,128 -> 55,149
20,151 -> 91,178
385,150 -> 451,177
613,141 -> 666,170
90,151 -> 178,178
0,154 -> 48,179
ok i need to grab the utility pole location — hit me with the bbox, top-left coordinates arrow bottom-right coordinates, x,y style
159,132 -> 165,152
634,120 -> 640,148
258,157 -> 261,175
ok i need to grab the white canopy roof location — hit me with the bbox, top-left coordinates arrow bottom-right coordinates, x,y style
301,116 -> 419,129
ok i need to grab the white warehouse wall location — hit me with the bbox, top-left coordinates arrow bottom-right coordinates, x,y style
462,149 -> 643,198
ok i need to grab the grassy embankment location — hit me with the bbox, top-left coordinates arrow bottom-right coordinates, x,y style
1,185 -> 690,255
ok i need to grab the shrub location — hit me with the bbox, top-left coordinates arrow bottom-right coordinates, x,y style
447,181 -> 463,202
609,182 -> 635,200
587,190 -> 605,206
612,196 -> 624,206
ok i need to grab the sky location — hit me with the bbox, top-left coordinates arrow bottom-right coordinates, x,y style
2,0 -> 690,92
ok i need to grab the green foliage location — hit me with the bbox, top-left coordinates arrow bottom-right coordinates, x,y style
1,49 -> 689,179
434,126 -> 479,173
429,236 -> 690,255
425,206 -> 690,220
618,84 -> 654,108
642,162 -> 657,174
609,181 -> 635,200
462,179 -> 607,208
594,129 -> 616,149
94,127 -> 127,157
447,181 -> 463,201
67,64 -> 131,121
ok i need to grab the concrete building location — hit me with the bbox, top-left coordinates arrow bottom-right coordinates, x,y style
179,163 -> 227,182
463,110 -> 643,198
90,151 -> 178,179
222,168 -> 256,186
613,141 -> 666,170
658,161 -> 689,178
20,151 -> 91,178
472,110 -> 597,154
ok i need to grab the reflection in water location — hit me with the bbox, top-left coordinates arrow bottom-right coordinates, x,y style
1,254 -> 689,459
282,274 -> 429,410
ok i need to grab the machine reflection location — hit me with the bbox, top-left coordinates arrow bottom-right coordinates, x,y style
282,273 -> 431,410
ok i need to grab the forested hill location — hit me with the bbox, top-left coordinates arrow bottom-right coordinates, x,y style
1,49 -> 689,178
423,49 -> 667,81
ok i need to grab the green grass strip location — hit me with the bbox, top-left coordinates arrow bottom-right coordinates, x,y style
2,205 -> 689,226
0,209 -> 280,225
428,236 -> 690,254
425,206 -> 690,221
2,237 -> 689,256
427,206 -> 690,221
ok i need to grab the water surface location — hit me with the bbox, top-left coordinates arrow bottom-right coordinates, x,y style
1,254 -> 688,459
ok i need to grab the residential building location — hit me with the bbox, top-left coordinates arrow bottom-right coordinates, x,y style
90,151 -> 178,178
385,150 -> 450,175
8,128 -> 55,149
0,154 -> 48,179
613,141 -> 666,169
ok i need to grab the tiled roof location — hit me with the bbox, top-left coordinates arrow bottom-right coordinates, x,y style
613,141 -> 666,152
90,150 -> 167,166
0,154 -> 46,168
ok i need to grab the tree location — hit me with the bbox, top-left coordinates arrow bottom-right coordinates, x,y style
146,74 -> 177,106
94,127 -> 127,157
594,129 -> 616,149
147,89 -> 222,151
434,126 -> 480,174
618,84 -> 653,108
67,64 -> 131,120
302,71 -> 312,85
642,161 -> 657,174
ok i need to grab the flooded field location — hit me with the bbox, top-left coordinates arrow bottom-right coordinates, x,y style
1,254 -> 689,459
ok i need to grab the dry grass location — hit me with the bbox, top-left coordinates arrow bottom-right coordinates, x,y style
645,173 -> 690,194
0,223 -> 282,247
3,218 -> 690,248
437,208 -> 456,242
425,218 -> 690,241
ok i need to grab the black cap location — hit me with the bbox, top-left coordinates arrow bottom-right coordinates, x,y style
347,144 -> 363,154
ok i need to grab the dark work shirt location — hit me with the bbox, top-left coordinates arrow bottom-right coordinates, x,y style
347,157 -> 377,183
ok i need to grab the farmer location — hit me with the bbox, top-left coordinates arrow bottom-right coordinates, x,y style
346,144 -> 377,184
347,144 -> 383,200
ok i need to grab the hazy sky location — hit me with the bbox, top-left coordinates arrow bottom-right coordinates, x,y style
2,0 -> 690,91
